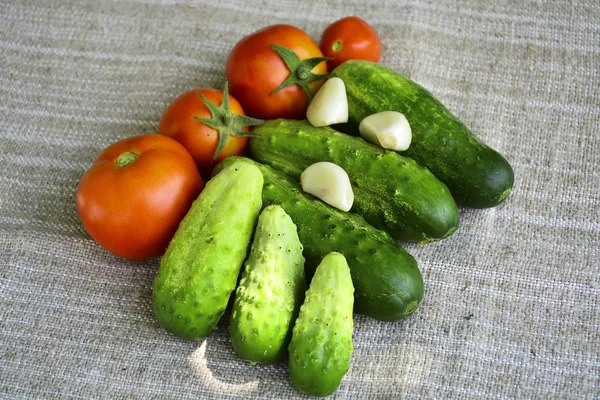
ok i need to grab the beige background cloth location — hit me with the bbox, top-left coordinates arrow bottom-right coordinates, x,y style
1,0 -> 598,398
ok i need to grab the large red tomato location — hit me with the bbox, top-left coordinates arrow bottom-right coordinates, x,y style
158,87 -> 260,173
320,16 -> 382,70
226,24 -> 329,120
76,134 -> 204,260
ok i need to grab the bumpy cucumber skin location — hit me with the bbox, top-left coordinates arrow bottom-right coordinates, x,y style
214,157 -> 423,322
230,205 -> 306,364
333,60 -> 514,209
152,162 -> 263,340
288,252 -> 354,397
249,119 -> 459,243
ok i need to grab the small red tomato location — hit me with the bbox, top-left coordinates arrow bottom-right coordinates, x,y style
226,24 -> 330,120
158,85 -> 262,173
76,134 -> 204,260
320,16 -> 382,70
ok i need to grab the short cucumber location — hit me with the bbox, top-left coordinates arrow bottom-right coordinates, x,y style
213,157 -> 423,322
230,205 -> 306,364
288,252 -> 354,397
249,118 -> 459,243
152,161 -> 263,340
333,60 -> 514,208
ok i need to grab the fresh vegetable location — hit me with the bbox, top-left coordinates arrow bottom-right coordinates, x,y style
334,60 -> 515,208
152,161 -> 263,340
76,134 -> 204,260
320,16 -> 381,70
249,119 -> 459,243
306,77 -> 348,127
288,252 -> 354,397
359,111 -> 412,151
300,162 -> 354,212
230,205 -> 306,364
225,24 -> 330,120
213,157 -> 423,322
158,83 -> 262,172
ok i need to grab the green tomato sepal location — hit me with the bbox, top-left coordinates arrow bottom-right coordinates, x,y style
194,81 -> 264,161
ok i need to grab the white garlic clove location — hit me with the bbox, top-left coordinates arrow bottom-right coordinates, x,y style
306,77 -> 349,127
300,162 -> 354,212
359,111 -> 412,151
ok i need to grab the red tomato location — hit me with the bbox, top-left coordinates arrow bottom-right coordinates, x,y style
226,24 -> 329,120
320,16 -> 382,70
76,134 -> 204,260
158,88 -> 252,172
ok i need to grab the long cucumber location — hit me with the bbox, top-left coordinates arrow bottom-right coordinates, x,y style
214,157 -> 423,322
249,118 -> 459,243
334,60 -> 514,208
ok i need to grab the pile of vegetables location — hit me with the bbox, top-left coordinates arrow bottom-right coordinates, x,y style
76,16 -> 513,397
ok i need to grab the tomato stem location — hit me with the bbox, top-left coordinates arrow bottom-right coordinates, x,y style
115,151 -> 139,168
296,67 -> 310,80
223,112 -> 233,126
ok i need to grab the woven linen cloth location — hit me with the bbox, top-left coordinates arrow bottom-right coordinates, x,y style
1,0 -> 598,398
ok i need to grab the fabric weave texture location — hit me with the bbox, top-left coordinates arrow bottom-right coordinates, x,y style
1,0 -> 598,398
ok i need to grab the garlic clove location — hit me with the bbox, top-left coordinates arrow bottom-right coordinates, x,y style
359,111 -> 412,151
306,77 -> 349,127
300,162 -> 354,212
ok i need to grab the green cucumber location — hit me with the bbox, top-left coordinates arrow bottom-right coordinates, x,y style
249,118 -> 459,243
288,252 -> 354,397
230,205 -> 307,364
152,161 -> 263,340
333,60 -> 514,208
213,157 -> 423,322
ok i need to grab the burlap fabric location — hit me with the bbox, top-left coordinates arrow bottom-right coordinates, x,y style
1,0 -> 598,398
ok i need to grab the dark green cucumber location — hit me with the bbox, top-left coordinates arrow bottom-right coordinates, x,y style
214,157 -> 423,322
333,60 -> 514,208
249,119 -> 459,243
152,161 -> 263,340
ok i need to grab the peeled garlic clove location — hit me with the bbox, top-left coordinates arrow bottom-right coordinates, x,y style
300,162 -> 354,212
359,111 -> 412,151
306,77 -> 349,127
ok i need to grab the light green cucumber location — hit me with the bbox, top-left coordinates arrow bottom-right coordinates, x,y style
152,161 -> 263,340
288,252 -> 354,397
230,205 -> 306,364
